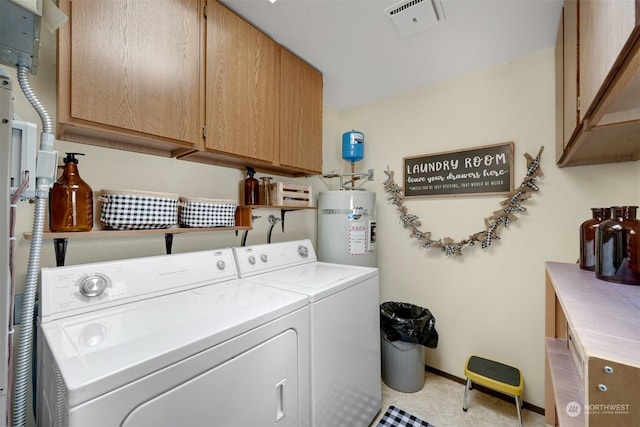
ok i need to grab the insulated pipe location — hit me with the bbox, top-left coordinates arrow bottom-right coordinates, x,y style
11,197 -> 45,427
12,66 -> 54,427
17,67 -> 53,134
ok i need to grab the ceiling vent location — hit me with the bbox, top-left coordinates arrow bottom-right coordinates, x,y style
385,0 -> 446,38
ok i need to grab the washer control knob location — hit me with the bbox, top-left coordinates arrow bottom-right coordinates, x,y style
260,254 -> 268,263
78,274 -> 108,298
216,260 -> 226,270
248,255 -> 256,265
298,245 -> 309,258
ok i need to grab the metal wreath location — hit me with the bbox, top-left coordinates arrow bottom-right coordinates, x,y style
383,146 -> 544,256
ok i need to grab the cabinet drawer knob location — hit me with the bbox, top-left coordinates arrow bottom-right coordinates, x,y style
598,384 -> 608,392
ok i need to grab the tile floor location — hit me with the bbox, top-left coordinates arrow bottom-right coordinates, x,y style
370,371 -> 546,427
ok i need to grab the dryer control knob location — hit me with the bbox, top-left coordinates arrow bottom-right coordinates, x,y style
248,255 -> 256,265
216,260 -> 226,270
78,274 -> 109,298
260,254 -> 268,263
298,245 -> 309,258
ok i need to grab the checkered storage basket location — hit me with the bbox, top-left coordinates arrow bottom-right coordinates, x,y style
179,197 -> 236,228
99,189 -> 179,230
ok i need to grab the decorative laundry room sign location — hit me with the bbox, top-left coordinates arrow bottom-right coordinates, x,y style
403,142 -> 514,197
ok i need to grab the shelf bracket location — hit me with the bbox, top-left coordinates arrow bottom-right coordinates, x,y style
164,233 -> 174,254
281,210 -> 287,232
54,238 -> 68,267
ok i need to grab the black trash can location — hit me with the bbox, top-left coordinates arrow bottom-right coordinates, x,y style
380,302 -> 438,393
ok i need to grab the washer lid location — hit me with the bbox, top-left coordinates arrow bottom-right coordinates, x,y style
40,280 -> 306,407
249,262 -> 378,302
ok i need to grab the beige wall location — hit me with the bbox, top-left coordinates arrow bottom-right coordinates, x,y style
8,27 -> 640,413
333,48 -> 640,408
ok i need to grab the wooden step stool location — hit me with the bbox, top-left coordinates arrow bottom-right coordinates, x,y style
462,355 -> 524,427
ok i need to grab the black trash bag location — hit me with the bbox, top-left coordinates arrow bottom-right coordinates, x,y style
380,302 -> 438,348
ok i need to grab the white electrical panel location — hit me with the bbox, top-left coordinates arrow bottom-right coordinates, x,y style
10,119 -> 37,200
10,0 -> 42,15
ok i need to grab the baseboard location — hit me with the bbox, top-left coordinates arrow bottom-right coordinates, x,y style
424,365 -> 545,416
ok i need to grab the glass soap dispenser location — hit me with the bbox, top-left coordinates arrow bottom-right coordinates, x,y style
49,153 -> 94,232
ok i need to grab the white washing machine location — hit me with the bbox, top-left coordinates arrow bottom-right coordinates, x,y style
37,248 -> 310,427
233,239 -> 381,427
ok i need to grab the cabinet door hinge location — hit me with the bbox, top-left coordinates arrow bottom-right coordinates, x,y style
577,96 -> 581,112
202,126 -> 207,139
203,5 -> 207,19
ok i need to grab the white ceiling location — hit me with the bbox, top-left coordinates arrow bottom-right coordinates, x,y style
219,0 -> 564,112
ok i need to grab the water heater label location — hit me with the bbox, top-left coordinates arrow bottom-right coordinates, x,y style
349,223 -> 367,255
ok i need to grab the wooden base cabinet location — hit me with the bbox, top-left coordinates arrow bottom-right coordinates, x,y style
545,262 -> 640,427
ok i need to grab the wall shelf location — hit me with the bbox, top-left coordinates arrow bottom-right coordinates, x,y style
24,206 -> 316,266
24,226 -> 251,267
25,207 -> 254,266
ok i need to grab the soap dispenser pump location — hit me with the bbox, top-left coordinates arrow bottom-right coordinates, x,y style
244,166 -> 259,205
49,153 -> 94,232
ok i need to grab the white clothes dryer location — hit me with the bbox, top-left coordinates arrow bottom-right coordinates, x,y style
233,239 -> 381,427
37,249 -> 310,427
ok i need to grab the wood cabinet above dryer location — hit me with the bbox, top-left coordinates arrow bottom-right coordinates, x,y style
179,1 -> 323,177
56,0 -> 323,177
57,0 -> 203,157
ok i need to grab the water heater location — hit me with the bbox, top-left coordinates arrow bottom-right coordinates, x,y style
318,191 -> 376,267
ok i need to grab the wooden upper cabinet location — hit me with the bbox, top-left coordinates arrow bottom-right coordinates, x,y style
560,0 -> 578,152
579,0 -> 636,123
57,0 -> 322,176
57,0 -> 202,156
556,0 -> 640,167
279,48 -> 323,175
183,0 -> 323,176
204,0 -> 280,164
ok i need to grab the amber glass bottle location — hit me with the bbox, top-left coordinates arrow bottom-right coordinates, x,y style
49,153 -> 94,232
596,206 -> 640,285
579,207 -> 610,271
244,167 -> 259,205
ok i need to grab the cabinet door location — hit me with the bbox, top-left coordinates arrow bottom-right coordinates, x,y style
58,0 -> 202,154
562,0 -> 578,147
279,49 -> 323,174
205,0 -> 280,164
555,8 -> 565,163
579,0 -> 636,122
